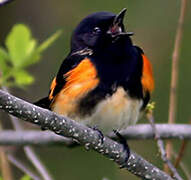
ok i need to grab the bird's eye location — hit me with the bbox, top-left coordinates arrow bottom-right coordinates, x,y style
93,27 -> 101,34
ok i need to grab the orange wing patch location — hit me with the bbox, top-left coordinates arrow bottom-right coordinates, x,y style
49,77 -> 57,100
141,54 -> 154,93
51,58 -> 99,116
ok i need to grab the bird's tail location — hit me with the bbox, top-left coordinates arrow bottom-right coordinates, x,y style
34,97 -> 51,110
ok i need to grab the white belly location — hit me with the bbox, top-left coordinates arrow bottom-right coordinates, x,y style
78,87 -> 143,133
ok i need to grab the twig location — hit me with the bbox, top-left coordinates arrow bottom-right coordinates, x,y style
3,87 -> 53,180
146,110 -> 182,180
166,0 -> 187,172
174,140 -> 188,169
173,119 -> 191,173
0,148 -> 13,180
7,153 -> 41,180
172,151 -> 191,180
0,116 -> 13,180
0,90 -> 172,180
11,116 -> 53,180
24,147 -> 52,180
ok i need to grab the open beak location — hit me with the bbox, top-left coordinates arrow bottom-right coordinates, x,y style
113,8 -> 127,27
108,8 -> 134,37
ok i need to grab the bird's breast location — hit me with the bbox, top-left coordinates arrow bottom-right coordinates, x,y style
50,56 -> 144,133
82,87 -> 143,133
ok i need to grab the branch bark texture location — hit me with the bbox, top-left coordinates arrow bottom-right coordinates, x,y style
3,86 -> 53,180
0,90 -> 173,179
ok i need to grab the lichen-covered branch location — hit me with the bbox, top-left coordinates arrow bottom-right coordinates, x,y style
0,90 -> 173,179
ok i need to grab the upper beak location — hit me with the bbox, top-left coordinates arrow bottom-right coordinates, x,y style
108,8 -> 134,37
113,8 -> 127,26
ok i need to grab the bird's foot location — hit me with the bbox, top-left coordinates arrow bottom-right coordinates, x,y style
89,125 -> 104,144
113,129 -> 130,168
41,126 -> 48,131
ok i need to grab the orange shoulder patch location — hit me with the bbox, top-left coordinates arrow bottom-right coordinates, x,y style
64,58 -> 98,93
49,77 -> 57,100
51,58 -> 99,115
141,54 -> 154,93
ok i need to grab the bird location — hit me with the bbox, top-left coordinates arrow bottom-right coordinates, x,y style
35,8 -> 154,146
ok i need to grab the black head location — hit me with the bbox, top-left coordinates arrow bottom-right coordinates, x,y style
71,8 -> 133,52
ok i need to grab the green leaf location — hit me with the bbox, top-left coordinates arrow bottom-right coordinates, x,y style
5,24 -> 37,68
19,47 -> 41,68
13,70 -> 34,86
0,48 -> 10,75
37,30 -> 62,53
0,47 -> 9,60
22,30 -> 62,66
2,24 -> 62,88
20,175 -> 31,180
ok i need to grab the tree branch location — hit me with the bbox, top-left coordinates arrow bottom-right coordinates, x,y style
111,124 -> 191,140
0,124 -> 191,146
0,90 -> 173,179
2,86 -> 53,180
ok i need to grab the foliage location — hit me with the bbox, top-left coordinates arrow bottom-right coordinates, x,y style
20,175 -> 32,180
146,101 -> 155,113
0,24 -> 62,88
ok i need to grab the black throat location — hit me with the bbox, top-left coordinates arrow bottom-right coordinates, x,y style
77,37 -> 144,117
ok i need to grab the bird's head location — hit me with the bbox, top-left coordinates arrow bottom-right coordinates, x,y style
71,8 -> 133,52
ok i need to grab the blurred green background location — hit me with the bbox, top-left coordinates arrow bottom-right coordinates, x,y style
0,0 -> 191,179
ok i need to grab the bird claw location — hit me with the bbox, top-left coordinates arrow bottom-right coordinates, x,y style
113,129 -> 130,168
89,125 -> 104,144
41,126 -> 48,131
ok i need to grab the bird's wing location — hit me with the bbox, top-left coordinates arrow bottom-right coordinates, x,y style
134,46 -> 154,108
141,54 -> 154,94
34,54 -> 92,109
47,56 -> 99,115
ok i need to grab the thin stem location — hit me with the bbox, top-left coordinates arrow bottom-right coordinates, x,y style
174,140 -> 188,168
7,153 -> 41,180
166,0 -> 187,172
172,151 -> 191,180
146,110 -> 182,180
0,148 -> 13,180
24,147 -> 52,180
0,115 -> 13,180
173,119 -> 191,173
10,116 -> 53,180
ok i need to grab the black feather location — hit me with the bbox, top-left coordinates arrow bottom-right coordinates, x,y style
34,97 -> 51,110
